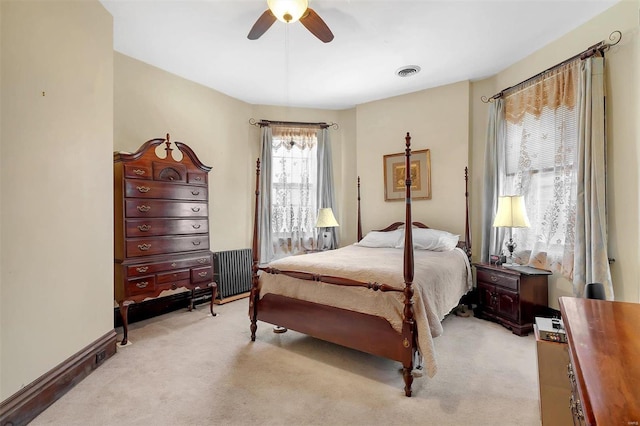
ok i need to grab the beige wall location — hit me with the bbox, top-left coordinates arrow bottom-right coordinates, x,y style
114,53 -> 256,252
637,0 -> 640,304
114,55 -> 357,251
355,81 -> 471,238
0,0 -> 113,399
470,0 -> 640,307
337,108 -> 358,245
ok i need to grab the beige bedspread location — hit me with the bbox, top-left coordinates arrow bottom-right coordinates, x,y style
258,244 -> 472,377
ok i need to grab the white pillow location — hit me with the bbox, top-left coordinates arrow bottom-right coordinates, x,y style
355,230 -> 403,248
395,228 -> 459,251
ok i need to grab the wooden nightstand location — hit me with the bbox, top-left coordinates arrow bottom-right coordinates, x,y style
473,263 -> 550,336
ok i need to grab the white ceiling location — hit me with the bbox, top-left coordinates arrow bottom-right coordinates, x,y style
100,0 -> 618,110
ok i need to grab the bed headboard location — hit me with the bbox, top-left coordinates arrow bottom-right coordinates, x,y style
356,167 -> 472,260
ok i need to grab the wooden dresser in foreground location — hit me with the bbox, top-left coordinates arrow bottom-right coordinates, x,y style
114,135 -> 216,345
559,296 -> 640,425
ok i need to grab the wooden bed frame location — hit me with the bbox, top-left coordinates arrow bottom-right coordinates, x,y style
249,133 -> 471,396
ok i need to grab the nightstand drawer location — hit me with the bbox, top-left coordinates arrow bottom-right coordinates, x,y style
477,269 -> 518,291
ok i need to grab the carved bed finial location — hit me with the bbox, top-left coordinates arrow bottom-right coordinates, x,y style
464,166 -> 472,260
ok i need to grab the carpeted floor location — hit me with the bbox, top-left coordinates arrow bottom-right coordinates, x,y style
32,299 -> 541,425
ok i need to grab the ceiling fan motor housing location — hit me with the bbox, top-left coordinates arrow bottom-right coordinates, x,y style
249,0 -> 333,43
268,0 -> 309,23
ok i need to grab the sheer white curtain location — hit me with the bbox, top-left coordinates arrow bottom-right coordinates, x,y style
261,125 -> 318,262
484,55 -> 612,299
502,61 -> 579,276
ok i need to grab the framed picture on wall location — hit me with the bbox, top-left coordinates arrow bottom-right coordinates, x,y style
383,149 -> 431,201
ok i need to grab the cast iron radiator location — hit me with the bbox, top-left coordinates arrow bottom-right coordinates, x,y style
213,248 -> 253,301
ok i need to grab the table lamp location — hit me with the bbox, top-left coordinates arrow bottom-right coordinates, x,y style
315,208 -> 339,250
492,195 -> 530,265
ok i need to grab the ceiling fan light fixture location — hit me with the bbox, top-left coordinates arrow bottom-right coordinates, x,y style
396,65 -> 421,78
268,0 -> 309,23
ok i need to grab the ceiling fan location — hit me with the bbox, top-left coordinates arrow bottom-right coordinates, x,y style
248,0 -> 334,43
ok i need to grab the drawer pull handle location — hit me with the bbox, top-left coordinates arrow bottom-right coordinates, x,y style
171,262 -> 177,267
137,186 -> 150,193
136,281 -> 149,288
569,395 -> 584,420
194,176 -> 202,181
192,241 -> 201,246
137,224 -> 151,232
171,283 -> 177,290
490,276 -> 498,282
191,207 -> 201,212
192,224 -> 201,229
191,190 -> 200,196
137,205 -> 151,212
198,272 -> 208,277
138,243 -> 151,251
133,169 -> 146,176
136,266 -> 148,273
197,258 -> 208,264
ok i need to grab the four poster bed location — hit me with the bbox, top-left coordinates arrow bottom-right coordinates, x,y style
249,133 -> 472,396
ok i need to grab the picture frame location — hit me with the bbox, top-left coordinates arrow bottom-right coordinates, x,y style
383,149 -> 431,201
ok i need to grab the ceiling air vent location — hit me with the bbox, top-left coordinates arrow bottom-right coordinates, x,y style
396,65 -> 421,77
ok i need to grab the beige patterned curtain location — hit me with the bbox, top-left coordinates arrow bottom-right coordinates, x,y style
271,125 -> 318,149
505,62 -> 577,124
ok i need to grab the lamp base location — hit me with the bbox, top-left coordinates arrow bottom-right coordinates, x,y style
321,231 -> 332,250
505,238 -> 517,265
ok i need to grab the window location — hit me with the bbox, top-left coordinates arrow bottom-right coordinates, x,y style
271,132 -> 317,238
269,127 -> 319,258
258,123 -> 336,263
501,62 -> 579,273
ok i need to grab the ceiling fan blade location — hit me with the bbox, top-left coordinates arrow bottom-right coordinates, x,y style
247,9 -> 277,40
300,8 -> 334,43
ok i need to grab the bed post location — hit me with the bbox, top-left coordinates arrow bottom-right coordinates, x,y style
250,158 -> 261,341
464,167 -> 472,260
357,176 -> 363,242
401,132 -> 415,397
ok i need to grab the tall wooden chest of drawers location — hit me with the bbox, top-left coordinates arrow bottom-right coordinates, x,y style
114,135 -> 216,345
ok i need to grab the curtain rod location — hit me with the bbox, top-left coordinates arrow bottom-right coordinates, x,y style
481,30 -> 622,103
249,118 -> 339,130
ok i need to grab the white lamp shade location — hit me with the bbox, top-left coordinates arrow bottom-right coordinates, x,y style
267,0 -> 308,23
315,208 -> 339,228
492,195 -> 530,228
